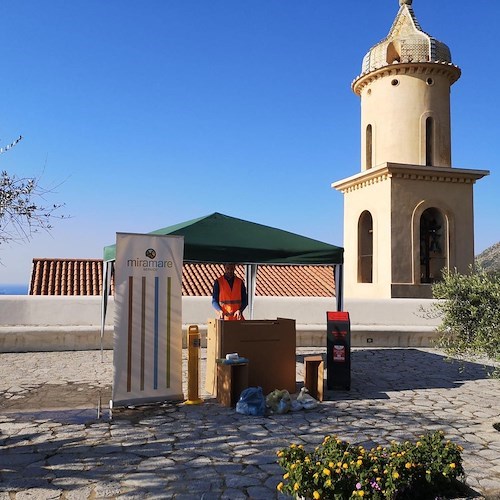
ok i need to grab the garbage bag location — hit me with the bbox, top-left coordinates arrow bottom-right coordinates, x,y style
265,389 -> 292,414
236,386 -> 266,416
296,387 -> 319,410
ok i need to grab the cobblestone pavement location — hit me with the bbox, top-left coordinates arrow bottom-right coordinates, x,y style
0,348 -> 499,499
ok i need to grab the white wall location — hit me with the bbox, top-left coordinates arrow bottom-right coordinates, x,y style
0,295 -> 442,352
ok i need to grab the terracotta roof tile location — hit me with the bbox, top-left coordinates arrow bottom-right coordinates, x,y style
30,258 -> 104,295
30,259 -> 335,297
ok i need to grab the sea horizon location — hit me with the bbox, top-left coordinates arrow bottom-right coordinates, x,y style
0,284 -> 29,295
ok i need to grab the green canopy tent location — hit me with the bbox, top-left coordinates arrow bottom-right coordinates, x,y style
101,212 -> 344,348
103,212 -> 343,265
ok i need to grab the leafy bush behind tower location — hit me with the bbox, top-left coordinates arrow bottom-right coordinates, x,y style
430,265 -> 500,377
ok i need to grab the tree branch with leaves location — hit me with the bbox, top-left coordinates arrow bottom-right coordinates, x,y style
0,136 -> 67,248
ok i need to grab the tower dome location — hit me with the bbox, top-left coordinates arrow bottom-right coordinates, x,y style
357,0 -> 459,83
351,0 -> 462,171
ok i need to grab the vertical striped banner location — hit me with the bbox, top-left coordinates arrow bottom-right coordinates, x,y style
166,276 -> 171,388
112,233 -> 184,407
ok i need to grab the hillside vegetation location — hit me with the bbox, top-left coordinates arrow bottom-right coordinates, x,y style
476,242 -> 500,275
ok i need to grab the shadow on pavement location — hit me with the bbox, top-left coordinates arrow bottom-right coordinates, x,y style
297,348 -> 495,401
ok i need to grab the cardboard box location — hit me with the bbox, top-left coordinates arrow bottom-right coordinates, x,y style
206,318 -> 296,396
216,361 -> 249,407
304,355 -> 324,402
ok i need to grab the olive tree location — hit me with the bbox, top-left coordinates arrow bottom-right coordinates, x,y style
431,266 -> 500,377
0,136 -> 65,248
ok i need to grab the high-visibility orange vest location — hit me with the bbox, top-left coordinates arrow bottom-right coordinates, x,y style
217,276 -> 245,321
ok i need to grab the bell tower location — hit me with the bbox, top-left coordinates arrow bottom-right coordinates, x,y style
332,0 -> 489,299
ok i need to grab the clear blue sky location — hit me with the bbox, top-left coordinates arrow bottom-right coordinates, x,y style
1,0 -> 498,284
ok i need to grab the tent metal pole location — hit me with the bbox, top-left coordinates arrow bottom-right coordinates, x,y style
100,260 -> 111,362
334,264 -> 344,312
245,264 -> 257,319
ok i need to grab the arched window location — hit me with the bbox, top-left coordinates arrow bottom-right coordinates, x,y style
420,207 -> 446,283
366,124 -> 373,169
358,211 -> 373,283
425,117 -> 434,166
386,41 -> 400,64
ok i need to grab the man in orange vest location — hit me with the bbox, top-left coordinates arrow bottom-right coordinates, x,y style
212,263 -> 248,320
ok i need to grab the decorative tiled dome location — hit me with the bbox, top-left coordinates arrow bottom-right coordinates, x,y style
360,0 -> 455,75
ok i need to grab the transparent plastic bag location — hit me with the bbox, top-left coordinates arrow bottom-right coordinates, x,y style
296,387 -> 319,410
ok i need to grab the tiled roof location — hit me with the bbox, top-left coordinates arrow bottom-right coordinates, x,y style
30,259 -> 104,296
183,264 -> 335,297
30,259 -> 335,297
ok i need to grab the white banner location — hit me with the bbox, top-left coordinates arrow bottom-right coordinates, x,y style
113,233 -> 184,407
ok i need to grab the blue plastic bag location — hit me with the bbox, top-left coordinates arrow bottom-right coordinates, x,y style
235,386 -> 266,416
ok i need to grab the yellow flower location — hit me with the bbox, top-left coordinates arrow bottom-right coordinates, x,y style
290,463 -> 297,470
313,472 -> 319,480
283,472 -> 289,479
277,482 -> 283,492
337,462 -> 342,468
298,444 -> 304,449
393,472 -> 400,479
290,444 -> 296,448
358,492 -> 365,497
336,439 -> 342,444
344,451 -> 349,456
329,461 -> 334,468
335,469 -> 341,474
325,479 -> 332,487
357,459 -> 363,466
416,441 -> 421,447
342,463 -> 348,469
405,462 -> 412,469
324,435 -> 331,442
450,463 -> 456,469
323,468 -> 331,476
294,482 -> 300,491
313,491 -> 320,500
277,450 -> 284,457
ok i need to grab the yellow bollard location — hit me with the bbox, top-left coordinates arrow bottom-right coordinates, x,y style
185,324 -> 204,405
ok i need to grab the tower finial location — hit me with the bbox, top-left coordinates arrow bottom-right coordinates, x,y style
399,0 -> 413,5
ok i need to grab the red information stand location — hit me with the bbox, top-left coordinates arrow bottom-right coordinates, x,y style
326,311 -> 351,390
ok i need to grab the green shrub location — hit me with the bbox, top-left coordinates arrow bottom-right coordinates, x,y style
430,266 -> 500,376
276,431 -> 464,499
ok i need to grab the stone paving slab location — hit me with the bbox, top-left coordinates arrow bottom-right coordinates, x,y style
0,348 -> 499,499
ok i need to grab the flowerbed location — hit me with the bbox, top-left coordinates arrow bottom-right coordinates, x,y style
276,431 -> 465,499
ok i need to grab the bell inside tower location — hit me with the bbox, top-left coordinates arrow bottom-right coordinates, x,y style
419,207 -> 446,283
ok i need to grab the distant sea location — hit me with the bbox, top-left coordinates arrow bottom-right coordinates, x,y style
0,284 -> 29,295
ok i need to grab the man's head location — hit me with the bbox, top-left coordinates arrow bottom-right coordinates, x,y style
223,263 -> 236,278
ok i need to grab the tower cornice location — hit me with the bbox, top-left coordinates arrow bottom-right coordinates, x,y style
352,62 -> 461,95
331,163 -> 489,194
